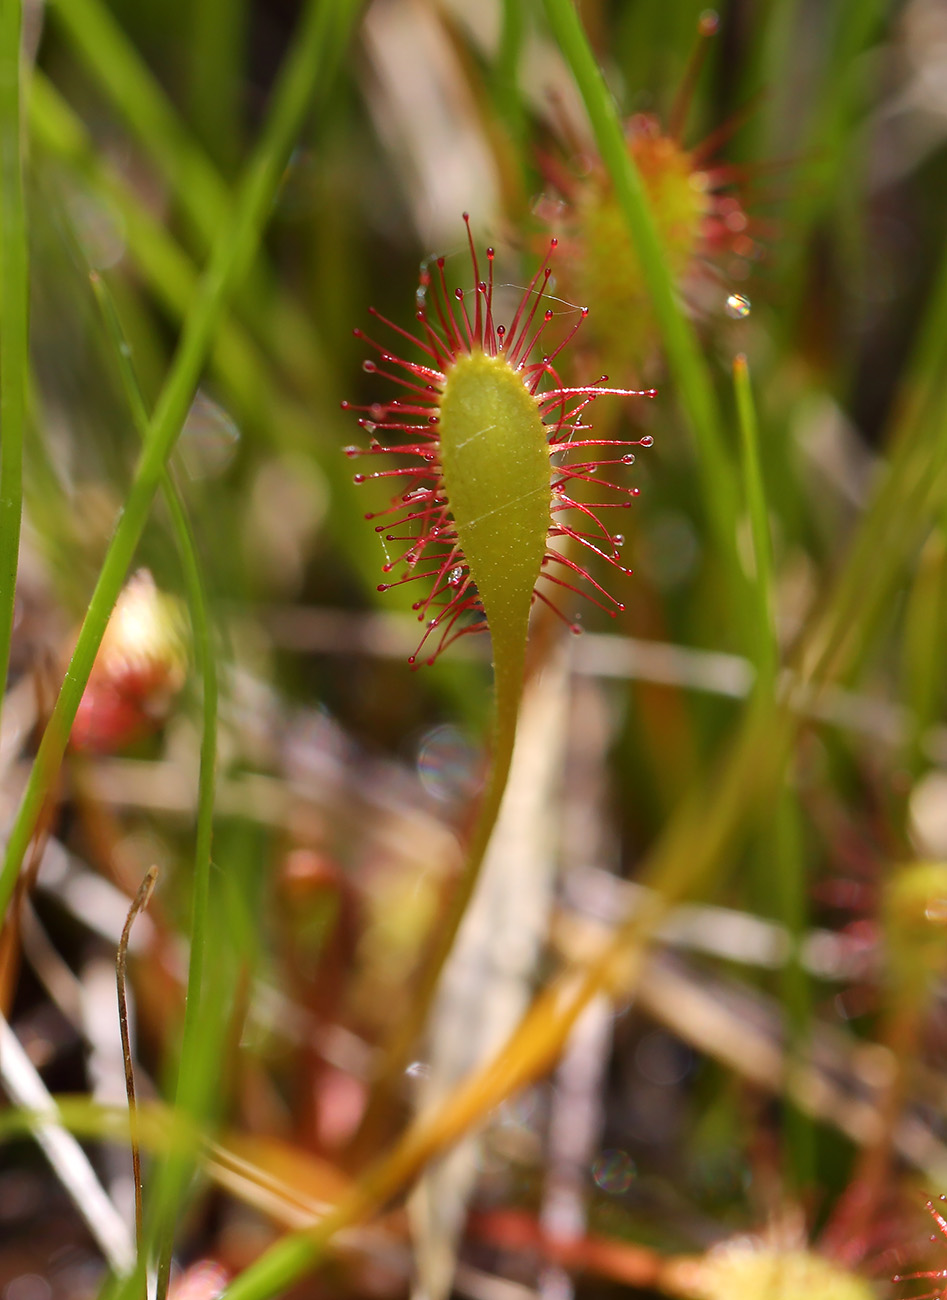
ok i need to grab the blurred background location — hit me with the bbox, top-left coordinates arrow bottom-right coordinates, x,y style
6,0 -> 947,1296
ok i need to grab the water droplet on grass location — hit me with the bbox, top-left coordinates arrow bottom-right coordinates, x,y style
591,1150 -> 635,1194
179,392 -> 240,479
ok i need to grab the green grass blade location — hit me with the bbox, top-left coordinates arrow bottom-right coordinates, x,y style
29,72 -> 294,440
493,0 -> 527,163
539,0 -> 741,571
188,0 -> 248,171
733,354 -> 776,688
0,0 -> 363,924
50,0 -> 226,248
89,265 -> 222,1293
0,0 -> 28,723
732,354 -> 812,1186
48,0 -> 333,406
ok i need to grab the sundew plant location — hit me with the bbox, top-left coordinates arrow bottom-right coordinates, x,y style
4,3 -> 947,1300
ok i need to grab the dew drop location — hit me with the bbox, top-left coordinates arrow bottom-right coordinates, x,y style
362,359 -> 377,373
417,725 -> 481,804
591,1149 -> 636,1195
353,473 -> 366,483
69,191 -> 126,270
344,446 -> 360,458
639,435 -> 654,448
361,420 -> 377,434
622,453 -> 636,465
631,487 -> 641,497
179,391 -> 241,480
448,566 -> 464,587
725,292 -> 751,319
614,534 -> 625,548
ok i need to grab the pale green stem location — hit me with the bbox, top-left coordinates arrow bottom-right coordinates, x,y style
0,0 -> 28,727
355,638 -> 525,1140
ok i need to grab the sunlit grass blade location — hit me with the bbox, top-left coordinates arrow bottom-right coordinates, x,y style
0,0 -> 29,726
539,0 -> 741,581
28,72 -> 275,430
0,0 -> 363,922
29,70 -> 384,595
765,2 -> 890,331
733,357 -> 812,1182
51,0 -> 227,248
49,0 -> 333,402
91,263 -> 222,1296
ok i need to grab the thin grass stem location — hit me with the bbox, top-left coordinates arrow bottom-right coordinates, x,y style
91,266 -> 221,1295
0,0 -> 28,727
494,0 -> 527,157
733,354 -> 776,689
49,0 -> 333,403
733,354 -> 813,1189
116,865 -> 159,1258
539,0 -> 742,583
0,0 -> 361,922
188,0 -> 247,171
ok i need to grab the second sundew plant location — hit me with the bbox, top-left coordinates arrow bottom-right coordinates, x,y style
343,215 -> 654,1057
